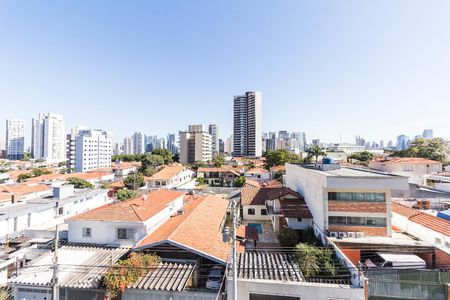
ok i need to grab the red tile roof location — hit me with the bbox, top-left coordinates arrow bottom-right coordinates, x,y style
68,189 -> 185,222
147,165 -> 188,181
270,165 -> 286,172
137,194 -> 242,262
392,202 -> 450,236
245,167 -> 269,174
236,225 -> 259,241
279,198 -> 312,218
241,180 -> 302,206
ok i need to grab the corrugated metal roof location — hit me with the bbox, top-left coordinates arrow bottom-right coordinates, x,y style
129,261 -> 195,291
11,245 -> 129,289
236,252 -> 304,282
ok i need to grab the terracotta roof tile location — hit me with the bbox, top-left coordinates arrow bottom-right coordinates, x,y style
245,167 -> 269,174
279,198 -> 312,218
147,165 -> 189,181
241,180 -> 301,206
68,189 -> 185,222
236,225 -> 259,241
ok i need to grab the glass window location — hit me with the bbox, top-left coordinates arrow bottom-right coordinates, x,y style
297,218 -> 302,222
366,193 -> 376,201
353,193 -> 365,202
82,227 -> 91,237
348,217 -> 365,225
117,228 -> 128,239
248,208 -> 255,215
329,216 -> 346,225
337,192 -> 347,201
261,209 -> 267,215
375,193 -> 385,202
366,217 -> 386,227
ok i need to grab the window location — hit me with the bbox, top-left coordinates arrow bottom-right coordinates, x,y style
366,217 -> 386,227
27,213 -> 31,227
328,216 -> 387,227
118,228 -> 134,240
82,227 -> 91,237
328,192 -> 386,202
435,238 -> 442,245
247,208 -> 255,215
261,209 -> 268,215
329,216 -> 347,225
58,207 -> 64,215
297,218 -> 302,222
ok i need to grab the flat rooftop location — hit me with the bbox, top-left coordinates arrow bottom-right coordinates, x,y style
330,231 -> 433,249
295,164 -> 399,178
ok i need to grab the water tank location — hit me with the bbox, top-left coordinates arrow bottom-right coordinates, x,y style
322,157 -> 333,164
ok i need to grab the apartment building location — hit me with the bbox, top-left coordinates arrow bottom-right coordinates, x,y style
233,91 -> 262,157
31,113 -> 66,162
5,119 -> 25,160
66,126 -> 87,172
74,129 -> 112,172
179,125 -> 212,164
285,163 -> 409,237
208,124 -> 219,156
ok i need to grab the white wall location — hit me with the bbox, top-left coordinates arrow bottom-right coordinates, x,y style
286,217 -> 312,230
242,205 -> 270,221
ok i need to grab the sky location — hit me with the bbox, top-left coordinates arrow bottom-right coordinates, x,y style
1,1 -> 450,146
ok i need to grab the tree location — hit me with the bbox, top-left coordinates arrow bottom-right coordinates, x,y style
67,177 -> 94,189
212,155 -> 225,167
392,138 -> 449,164
139,154 -> 164,175
348,151 -> 375,166
191,160 -> 207,171
31,168 -> 51,177
117,189 -> 139,201
103,253 -> 160,297
151,148 -> 173,165
123,172 -> 145,190
306,145 -> 327,163
278,228 -> 299,248
295,243 -> 336,277
22,152 -> 30,161
233,176 -> 245,187
196,177 -> 206,185
17,173 -> 32,182
264,149 -> 302,169
0,287 -> 11,300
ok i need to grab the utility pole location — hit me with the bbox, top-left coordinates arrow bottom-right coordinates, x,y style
52,224 -> 59,300
231,198 -> 237,300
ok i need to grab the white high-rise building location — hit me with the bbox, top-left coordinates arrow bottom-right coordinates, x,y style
208,124 -> 219,156
66,126 -> 87,172
225,135 -> 234,155
6,119 -> 25,160
132,132 -> 146,154
233,91 -> 262,157
123,137 -> 133,155
31,113 -> 66,162
179,125 -> 212,164
74,129 -> 112,172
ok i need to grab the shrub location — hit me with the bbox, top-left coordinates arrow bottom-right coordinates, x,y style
278,228 -> 299,248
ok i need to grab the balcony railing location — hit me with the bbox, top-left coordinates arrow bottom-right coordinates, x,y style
266,203 -> 282,215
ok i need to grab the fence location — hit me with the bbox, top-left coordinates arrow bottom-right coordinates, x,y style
366,268 -> 450,300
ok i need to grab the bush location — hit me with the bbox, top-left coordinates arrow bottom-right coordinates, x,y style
295,243 -> 336,277
117,189 -> 139,201
123,172 -> 145,190
67,177 -> 94,189
278,228 -> 299,248
233,176 -> 245,187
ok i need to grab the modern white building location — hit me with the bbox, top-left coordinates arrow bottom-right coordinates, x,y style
285,163 -> 409,237
233,91 -> 262,157
66,126 -> 87,172
31,113 -> 66,162
6,119 -> 25,160
208,124 -> 219,156
132,132 -> 146,154
74,129 -> 112,172
179,125 -> 212,164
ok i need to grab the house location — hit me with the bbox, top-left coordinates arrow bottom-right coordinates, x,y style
244,167 -> 270,180
11,245 -> 129,300
67,189 -> 186,247
0,183 -> 52,203
227,252 -> 365,300
369,157 -> 443,185
112,161 -> 141,177
145,164 -> 195,189
269,165 -> 285,179
197,166 -> 241,187
0,185 -> 111,241
285,163 -> 409,237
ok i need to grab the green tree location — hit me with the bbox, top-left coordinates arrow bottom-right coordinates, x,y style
31,168 -> 52,177
191,160 -> 207,171
348,151 -> 375,166
117,189 -> 139,201
151,148 -> 174,165
306,145 -> 327,163
233,176 -> 245,187
392,138 -> 449,164
295,243 -> 336,277
264,149 -> 302,169
139,154 -> 164,174
212,155 -> 225,167
278,228 -> 299,248
17,173 -> 32,182
67,177 -> 94,189
196,177 -> 206,185
123,172 -> 145,190
22,152 -> 30,161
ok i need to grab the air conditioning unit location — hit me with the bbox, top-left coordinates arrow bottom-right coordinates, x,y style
338,232 -> 348,238
329,232 -> 339,238
355,232 -> 365,238
347,232 -> 356,238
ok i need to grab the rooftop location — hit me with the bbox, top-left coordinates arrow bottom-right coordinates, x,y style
372,157 -> 442,165
241,179 -> 302,206
147,164 -> 189,181
68,189 -> 185,222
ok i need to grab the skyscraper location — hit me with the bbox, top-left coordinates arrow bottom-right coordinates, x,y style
74,129 -> 112,172
208,124 -> 219,156
396,135 -> 410,150
179,125 -> 212,164
31,113 -> 66,162
233,91 -> 262,157
6,119 -> 25,160
66,125 -> 87,171
422,129 -> 434,139
166,133 -> 178,155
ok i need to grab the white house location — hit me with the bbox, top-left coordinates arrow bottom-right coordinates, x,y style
67,189 -> 185,247
244,167 -> 271,180
145,164 -> 194,189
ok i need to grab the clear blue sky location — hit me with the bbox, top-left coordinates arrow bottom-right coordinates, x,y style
1,1 -> 449,146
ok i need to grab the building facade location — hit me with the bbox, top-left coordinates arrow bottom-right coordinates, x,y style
74,129 -> 112,172
31,113 -> 66,162
233,91 -> 262,157
6,119 -> 25,160
208,124 -> 219,156
179,125 -> 212,164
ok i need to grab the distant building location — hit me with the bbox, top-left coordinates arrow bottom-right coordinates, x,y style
265,132 -> 276,152
132,132 -> 146,154
74,129 -> 112,172
219,138 -> 224,154
166,133 -> 178,154
208,124 -> 219,156
423,129 -> 434,139
66,126 -> 87,172
6,119 -> 25,160
225,135 -> 234,154
179,125 -> 212,164
112,142 -> 123,156
123,136 -> 133,154
31,113 -> 66,162
311,139 -> 320,146
396,134 -> 410,150
233,91 -> 262,157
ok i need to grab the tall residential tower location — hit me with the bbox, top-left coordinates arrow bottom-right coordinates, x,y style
233,91 -> 262,157
31,113 -> 66,162
6,119 -> 25,160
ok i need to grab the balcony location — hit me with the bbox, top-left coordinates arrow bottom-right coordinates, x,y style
265,202 -> 282,215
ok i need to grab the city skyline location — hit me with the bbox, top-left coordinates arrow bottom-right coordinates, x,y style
1,1 -> 450,144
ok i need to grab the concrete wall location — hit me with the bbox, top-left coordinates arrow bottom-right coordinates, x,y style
285,217 -> 312,230
123,289 -> 216,300
242,205 -> 271,221
228,278 -> 365,300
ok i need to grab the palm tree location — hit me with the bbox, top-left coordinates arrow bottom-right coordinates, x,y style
307,145 -> 326,163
